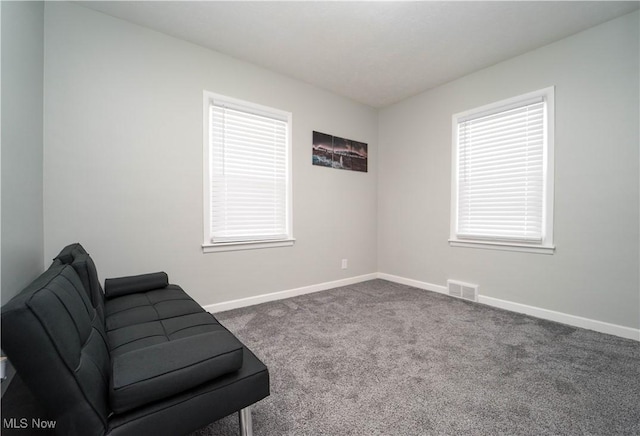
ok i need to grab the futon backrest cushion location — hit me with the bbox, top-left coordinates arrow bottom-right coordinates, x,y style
72,253 -> 107,324
54,243 -> 106,324
54,242 -> 87,264
1,263 -> 110,436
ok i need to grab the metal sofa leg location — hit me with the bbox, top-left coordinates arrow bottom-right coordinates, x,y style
238,406 -> 253,436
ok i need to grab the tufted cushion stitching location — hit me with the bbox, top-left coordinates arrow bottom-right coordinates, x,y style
106,296 -> 194,317
28,295 -> 108,427
54,276 -> 102,356
106,309 -> 206,333
39,283 -> 108,384
106,322 -> 162,335
71,254 -> 106,319
31,288 -> 85,369
167,322 -> 221,337
91,312 -> 110,357
28,268 -> 110,426
58,273 -> 93,324
78,328 -> 109,386
106,304 -> 160,319
147,293 -> 171,342
110,335 -> 167,353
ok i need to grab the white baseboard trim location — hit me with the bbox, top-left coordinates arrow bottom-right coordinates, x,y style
477,295 -> 640,341
376,273 -> 448,294
204,273 -> 378,313
378,273 -> 639,341
203,271 -> 639,341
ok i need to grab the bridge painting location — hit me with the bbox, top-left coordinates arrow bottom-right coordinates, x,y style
312,131 -> 368,172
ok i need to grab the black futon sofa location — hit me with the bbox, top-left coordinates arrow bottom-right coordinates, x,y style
1,243 -> 269,435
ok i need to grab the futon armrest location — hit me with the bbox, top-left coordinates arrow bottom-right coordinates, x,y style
109,331 -> 244,414
104,272 -> 169,299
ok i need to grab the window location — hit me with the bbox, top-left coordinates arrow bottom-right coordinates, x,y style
203,91 -> 293,253
450,87 -> 555,254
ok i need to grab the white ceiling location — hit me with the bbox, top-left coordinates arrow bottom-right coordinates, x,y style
79,1 -> 639,108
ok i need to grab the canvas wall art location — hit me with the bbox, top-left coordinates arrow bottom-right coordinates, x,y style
312,131 -> 368,172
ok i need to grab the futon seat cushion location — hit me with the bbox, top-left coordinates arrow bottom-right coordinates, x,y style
110,330 -> 244,414
108,312 -> 228,356
106,347 -> 270,436
105,285 -> 205,331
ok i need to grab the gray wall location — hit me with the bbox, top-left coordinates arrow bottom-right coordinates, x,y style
378,12 -> 640,329
43,3 -> 378,307
1,1 -> 45,303
13,2 -> 638,332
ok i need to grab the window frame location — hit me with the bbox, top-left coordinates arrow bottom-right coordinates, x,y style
202,91 -> 294,253
449,87 -> 555,255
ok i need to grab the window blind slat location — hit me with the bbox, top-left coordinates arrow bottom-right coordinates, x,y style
456,96 -> 547,243
461,119 -> 544,144
458,99 -> 544,123
209,101 -> 290,243
460,107 -> 543,132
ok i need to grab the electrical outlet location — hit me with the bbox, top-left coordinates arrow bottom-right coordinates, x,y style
341,259 -> 348,269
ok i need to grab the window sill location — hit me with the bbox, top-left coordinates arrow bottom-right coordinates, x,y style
448,239 -> 555,255
202,238 -> 296,253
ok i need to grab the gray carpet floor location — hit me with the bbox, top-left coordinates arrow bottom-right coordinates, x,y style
194,279 -> 640,436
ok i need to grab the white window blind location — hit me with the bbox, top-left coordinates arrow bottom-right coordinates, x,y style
208,98 -> 290,244
455,96 -> 547,243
